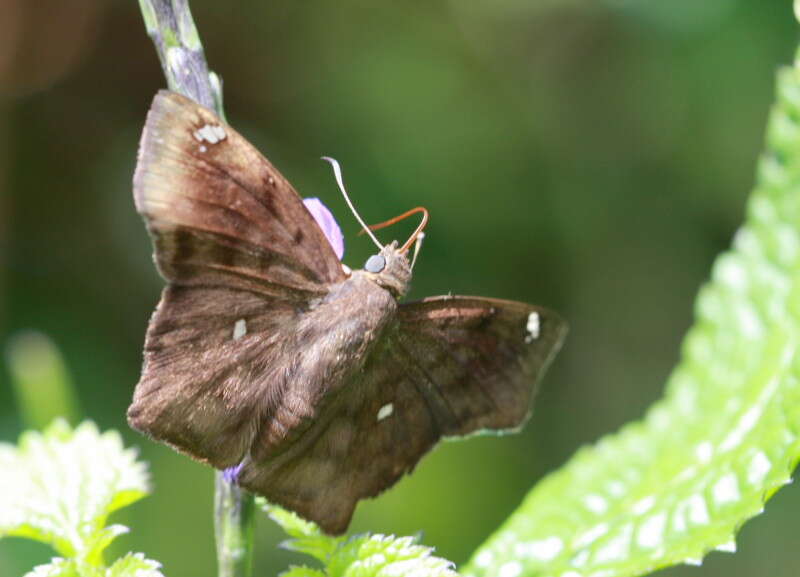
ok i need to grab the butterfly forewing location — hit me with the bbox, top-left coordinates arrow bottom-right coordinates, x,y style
134,90 -> 345,294
129,91 -> 347,468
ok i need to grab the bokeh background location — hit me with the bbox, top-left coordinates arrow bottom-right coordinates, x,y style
1,0 -> 798,575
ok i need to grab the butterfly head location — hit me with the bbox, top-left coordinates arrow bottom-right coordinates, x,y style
362,241 -> 412,297
321,157 -> 427,297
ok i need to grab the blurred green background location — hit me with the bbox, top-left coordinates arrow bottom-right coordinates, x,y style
1,0 -> 799,575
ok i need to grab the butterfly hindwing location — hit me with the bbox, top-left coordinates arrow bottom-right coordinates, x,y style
129,269 -> 401,481
238,335 -> 440,534
128,284 -> 295,468
237,295 -> 566,534
395,296 -> 567,435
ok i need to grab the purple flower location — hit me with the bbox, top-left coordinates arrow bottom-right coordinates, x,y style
303,197 -> 344,260
222,462 -> 244,484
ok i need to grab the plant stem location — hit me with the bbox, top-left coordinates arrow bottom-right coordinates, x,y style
6,331 -> 81,428
137,0 -> 224,117
215,472 -> 256,577
136,1 -> 252,576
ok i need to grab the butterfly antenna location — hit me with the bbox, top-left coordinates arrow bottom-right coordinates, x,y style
361,206 -> 429,254
321,157 -> 383,251
400,207 -> 429,253
410,232 -> 425,270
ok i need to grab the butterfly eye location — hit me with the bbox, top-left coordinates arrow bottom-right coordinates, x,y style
364,254 -> 386,273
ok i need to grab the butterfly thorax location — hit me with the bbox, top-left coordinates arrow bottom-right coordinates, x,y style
359,241 -> 411,299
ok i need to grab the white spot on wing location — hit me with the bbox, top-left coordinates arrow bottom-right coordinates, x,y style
525,311 -> 540,343
233,319 -> 247,340
194,123 -> 227,144
377,403 -> 394,421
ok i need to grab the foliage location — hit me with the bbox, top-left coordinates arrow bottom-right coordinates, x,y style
263,502 -> 459,577
0,420 -> 163,577
463,32 -> 800,577
0,416 -> 462,577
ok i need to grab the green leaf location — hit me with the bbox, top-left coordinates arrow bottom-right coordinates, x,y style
25,553 -> 167,577
106,553 -> 165,577
264,502 -> 459,577
464,52 -> 800,577
280,566 -> 328,577
0,420 -> 150,563
24,559 -> 80,577
330,534 -> 459,577
265,502 -> 329,540
262,502 -> 343,562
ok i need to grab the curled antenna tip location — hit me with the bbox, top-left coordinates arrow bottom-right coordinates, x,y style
410,231 -> 425,270
321,156 -> 383,251
320,157 -> 345,192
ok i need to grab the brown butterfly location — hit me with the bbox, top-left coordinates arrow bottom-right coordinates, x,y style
127,90 -> 567,535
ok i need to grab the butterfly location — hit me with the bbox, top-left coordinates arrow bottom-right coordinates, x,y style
127,90 -> 567,535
